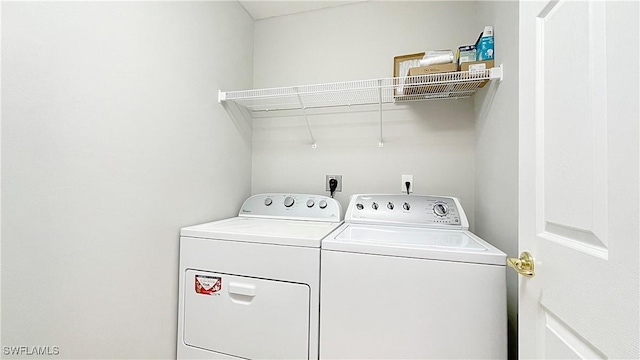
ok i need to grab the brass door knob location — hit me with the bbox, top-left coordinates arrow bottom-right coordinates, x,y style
507,251 -> 535,278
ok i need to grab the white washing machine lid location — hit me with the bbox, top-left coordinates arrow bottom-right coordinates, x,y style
323,223 -> 506,265
181,217 -> 343,248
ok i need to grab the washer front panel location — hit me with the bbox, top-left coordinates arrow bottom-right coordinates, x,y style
319,250 -> 507,359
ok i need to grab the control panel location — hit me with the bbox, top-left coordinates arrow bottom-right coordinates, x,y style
238,193 -> 342,222
345,194 -> 469,229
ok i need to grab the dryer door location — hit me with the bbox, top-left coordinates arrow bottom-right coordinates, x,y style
183,270 -> 310,359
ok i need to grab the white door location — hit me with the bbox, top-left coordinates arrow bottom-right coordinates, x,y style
518,0 -> 639,358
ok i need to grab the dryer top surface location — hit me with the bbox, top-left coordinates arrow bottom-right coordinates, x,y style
181,217 -> 343,248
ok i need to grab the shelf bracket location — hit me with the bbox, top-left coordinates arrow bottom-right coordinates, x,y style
378,79 -> 384,148
294,87 -> 317,149
219,97 -> 253,147
489,63 -> 504,82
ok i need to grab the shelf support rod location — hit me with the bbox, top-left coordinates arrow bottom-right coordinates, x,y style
294,87 -> 317,149
378,79 -> 384,147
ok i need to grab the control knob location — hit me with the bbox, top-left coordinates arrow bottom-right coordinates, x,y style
433,202 -> 449,217
372,202 -> 379,210
387,202 -> 394,210
306,199 -> 315,208
356,203 -> 364,210
264,198 -> 273,206
403,202 -> 411,211
319,200 -> 327,209
284,196 -> 295,208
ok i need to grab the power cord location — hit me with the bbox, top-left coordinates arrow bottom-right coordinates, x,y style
405,181 -> 411,194
329,178 -> 338,198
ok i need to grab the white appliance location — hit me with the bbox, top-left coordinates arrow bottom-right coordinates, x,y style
177,193 -> 342,360
320,194 -> 507,359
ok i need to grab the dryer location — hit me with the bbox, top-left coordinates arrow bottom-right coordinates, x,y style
177,193 -> 342,360
320,194 -> 507,359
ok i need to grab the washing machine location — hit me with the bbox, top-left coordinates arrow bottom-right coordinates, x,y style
319,194 -> 507,359
177,193 -> 342,360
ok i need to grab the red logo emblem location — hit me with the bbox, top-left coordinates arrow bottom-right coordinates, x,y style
195,275 -> 222,295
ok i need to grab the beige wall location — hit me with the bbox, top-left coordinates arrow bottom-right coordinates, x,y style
1,2 -> 253,358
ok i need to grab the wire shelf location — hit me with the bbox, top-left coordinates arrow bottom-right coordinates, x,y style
219,65 -> 503,147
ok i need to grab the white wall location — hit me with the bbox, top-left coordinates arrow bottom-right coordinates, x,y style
252,1 -> 520,357
252,1 -> 480,225
1,2 -> 253,358
473,2 -> 519,359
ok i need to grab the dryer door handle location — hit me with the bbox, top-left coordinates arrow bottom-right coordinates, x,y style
228,282 -> 257,297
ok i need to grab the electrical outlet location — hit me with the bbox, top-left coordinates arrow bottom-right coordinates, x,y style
325,175 -> 342,192
402,175 -> 413,193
